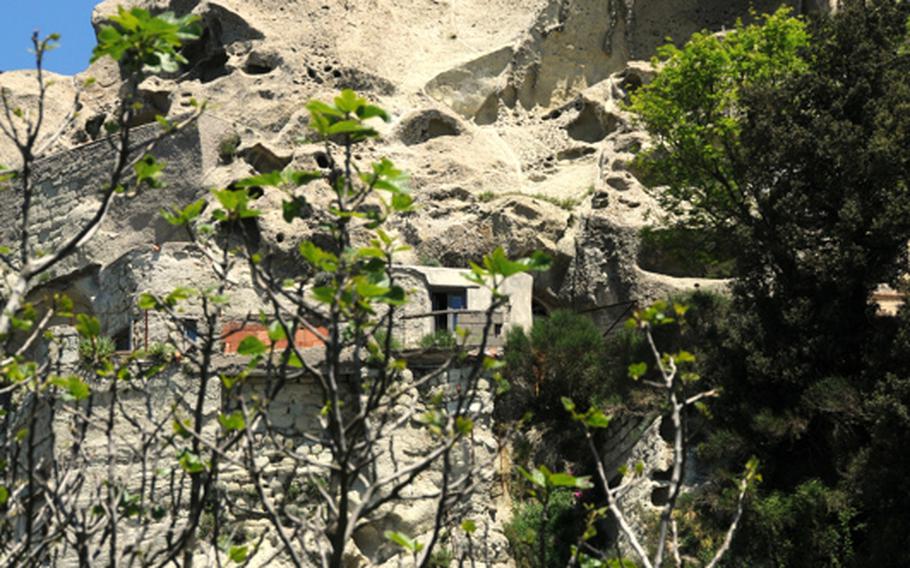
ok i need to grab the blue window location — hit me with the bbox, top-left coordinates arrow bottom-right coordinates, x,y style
182,319 -> 199,341
432,289 -> 467,331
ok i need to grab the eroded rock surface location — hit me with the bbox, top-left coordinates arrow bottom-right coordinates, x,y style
0,0 -> 829,308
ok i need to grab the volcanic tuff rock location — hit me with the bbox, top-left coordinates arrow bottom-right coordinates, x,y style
0,0 -> 835,312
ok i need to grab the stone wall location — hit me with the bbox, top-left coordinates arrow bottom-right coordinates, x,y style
0,114 -> 230,283
24,237 -> 516,565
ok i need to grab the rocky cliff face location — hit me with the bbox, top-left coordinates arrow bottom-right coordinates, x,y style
0,0 -> 836,318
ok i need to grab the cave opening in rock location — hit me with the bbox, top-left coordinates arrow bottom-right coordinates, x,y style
314,151 -> 332,169
240,144 -> 292,174
243,61 -> 274,75
650,485 -> 671,507
179,26 -> 231,84
197,51 -> 231,83
399,111 -> 463,145
424,118 -> 459,141
566,104 -> 615,143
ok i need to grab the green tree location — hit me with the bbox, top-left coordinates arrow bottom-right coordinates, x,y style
707,0 -> 910,498
502,310 -> 609,416
627,6 -> 809,229
632,1 -> 910,565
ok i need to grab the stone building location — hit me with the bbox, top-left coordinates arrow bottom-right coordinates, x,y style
0,111 -> 530,564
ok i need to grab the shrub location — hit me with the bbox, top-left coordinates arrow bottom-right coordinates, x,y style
718,480 -> 857,567
144,341 -> 175,363
217,131 -> 241,164
78,335 -> 115,365
419,330 -> 456,350
505,489 -> 577,568
503,310 -> 608,415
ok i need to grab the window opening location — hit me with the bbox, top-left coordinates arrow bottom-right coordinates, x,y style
431,289 -> 468,332
113,325 -> 132,352
182,319 -> 199,342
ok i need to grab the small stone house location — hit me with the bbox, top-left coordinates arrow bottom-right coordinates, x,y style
210,264 -> 533,354
29,245 -> 535,359
389,265 -> 533,350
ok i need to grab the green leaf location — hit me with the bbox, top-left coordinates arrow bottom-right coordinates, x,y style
235,171 -> 282,188
517,466 -> 547,489
357,104 -> 390,122
675,350 -> 696,364
75,314 -> 101,338
481,247 -> 551,279
0,486 -> 8,505
155,114 -> 174,131
312,286 -> 335,304
628,362 -> 648,380
285,169 -> 322,186
381,285 -> 407,306
228,545 -> 248,563
384,530 -> 424,553
138,293 -> 160,310
237,336 -> 266,356
177,449 -> 206,474
286,351 -> 304,368
582,409 -> 611,429
134,155 -> 164,188
212,188 -> 260,220
267,321 -> 286,342
327,120 -> 376,137
218,411 -> 246,432
334,89 -> 365,113
213,188 -> 239,210
484,356 -> 505,371
549,472 -> 593,489
357,246 -> 386,260
163,199 -> 206,226
165,287 -> 195,306
455,416 -> 474,435
299,241 -> 338,272
355,279 -> 389,298
306,100 -> 343,116
50,376 -> 91,401
391,192 -> 414,212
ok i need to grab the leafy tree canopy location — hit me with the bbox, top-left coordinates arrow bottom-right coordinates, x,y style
628,7 -> 809,228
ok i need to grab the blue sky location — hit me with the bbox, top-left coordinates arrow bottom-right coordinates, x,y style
1,1 -> 100,75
